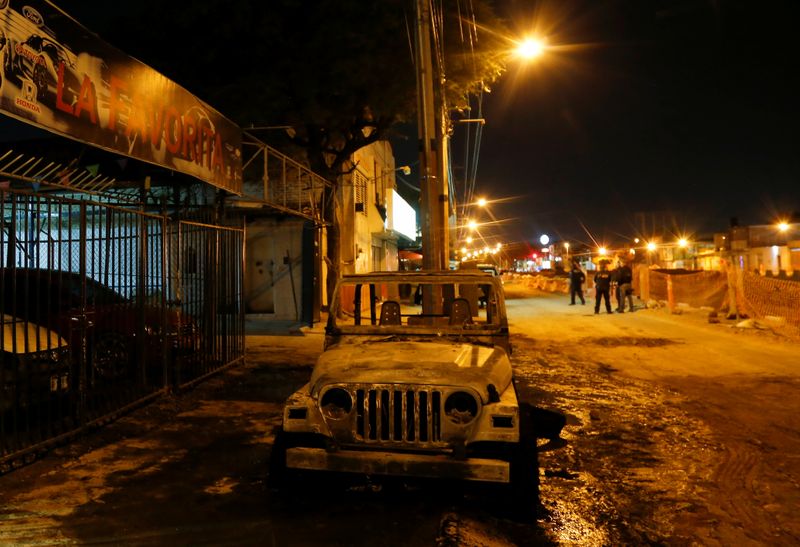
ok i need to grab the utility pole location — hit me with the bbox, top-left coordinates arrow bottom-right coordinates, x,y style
415,0 -> 446,272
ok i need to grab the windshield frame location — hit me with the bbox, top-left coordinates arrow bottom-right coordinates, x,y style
325,271 -> 509,350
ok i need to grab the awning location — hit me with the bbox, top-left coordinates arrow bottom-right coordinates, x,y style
399,250 -> 423,260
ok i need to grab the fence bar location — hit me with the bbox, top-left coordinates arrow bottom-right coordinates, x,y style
1,188 -> 244,471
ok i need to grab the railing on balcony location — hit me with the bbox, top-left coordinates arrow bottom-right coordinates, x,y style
237,133 -> 333,223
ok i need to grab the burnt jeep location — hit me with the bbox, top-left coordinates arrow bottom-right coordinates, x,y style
273,271 -> 535,498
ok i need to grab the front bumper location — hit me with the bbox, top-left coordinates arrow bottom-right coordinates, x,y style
286,446 -> 510,483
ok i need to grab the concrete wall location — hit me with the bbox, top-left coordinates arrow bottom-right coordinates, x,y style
244,217 -> 304,319
345,140 -> 399,274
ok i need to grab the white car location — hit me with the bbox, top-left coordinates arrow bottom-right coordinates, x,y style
1,314 -> 69,413
273,271 -> 535,501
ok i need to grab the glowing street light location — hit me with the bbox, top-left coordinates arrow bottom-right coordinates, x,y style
539,234 -> 550,246
476,197 -> 487,207
598,247 -> 607,256
460,246 -> 468,254
646,242 -> 657,251
678,238 -> 688,248
516,37 -> 545,60
466,236 -> 473,244
467,219 -> 478,231
778,222 -> 790,233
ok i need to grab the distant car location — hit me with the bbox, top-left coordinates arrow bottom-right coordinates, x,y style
1,313 -> 69,413
0,269 -> 199,385
273,271 -> 535,504
476,263 -> 500,277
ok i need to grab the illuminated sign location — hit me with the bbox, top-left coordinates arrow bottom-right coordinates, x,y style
0,0 -> 242,193
389,189 -> 417,240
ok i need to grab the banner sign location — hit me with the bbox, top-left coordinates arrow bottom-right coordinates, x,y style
0,0 -> 242,194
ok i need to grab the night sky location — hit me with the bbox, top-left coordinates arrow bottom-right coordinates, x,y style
460,0 -> 799,249
3,0 -> 798,253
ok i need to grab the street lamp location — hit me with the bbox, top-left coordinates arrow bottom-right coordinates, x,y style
515,37 -> 546,60
778,222 -> 790,233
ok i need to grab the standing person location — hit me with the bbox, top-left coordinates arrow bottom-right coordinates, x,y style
616,260 -> 634,312
594,261 -> 613,314
611,262 -> 622,311
568,263 -> 586,305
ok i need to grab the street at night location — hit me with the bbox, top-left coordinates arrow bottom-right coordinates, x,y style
1,1 -> 798,545
2,282 -> 798,545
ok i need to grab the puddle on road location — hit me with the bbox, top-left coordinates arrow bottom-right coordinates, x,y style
204,476 -> 239,495
512,335 -> 722,544
580,336 -> 676,347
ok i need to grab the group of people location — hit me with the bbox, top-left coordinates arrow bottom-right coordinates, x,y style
568,260 -> 635,314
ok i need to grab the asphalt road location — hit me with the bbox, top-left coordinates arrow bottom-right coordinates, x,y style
1,285 -> 798,545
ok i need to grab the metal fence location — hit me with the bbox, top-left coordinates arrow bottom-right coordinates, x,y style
635,264 -> 800,337
1,190 -> 244,469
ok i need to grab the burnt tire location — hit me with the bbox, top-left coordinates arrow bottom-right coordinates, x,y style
268,426 -> 297,490
471,405 -> 539,523
484,403 -> 539,521
508,427 -> 539,519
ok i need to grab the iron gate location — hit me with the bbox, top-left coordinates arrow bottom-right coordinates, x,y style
0,190 -> 244,468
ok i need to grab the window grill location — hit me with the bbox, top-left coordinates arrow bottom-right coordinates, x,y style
354,171 -> 367,215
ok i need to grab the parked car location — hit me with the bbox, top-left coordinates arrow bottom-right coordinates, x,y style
273,271 -> 535,505
0,269 -> 199,385
460,261 -> 503,308
1,313 -> 69,413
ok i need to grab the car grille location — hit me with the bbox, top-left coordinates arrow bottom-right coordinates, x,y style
353,386 -> 443,446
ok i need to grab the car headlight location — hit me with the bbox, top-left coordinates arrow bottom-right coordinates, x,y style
31,347 -> 67,363
444,391 -> 479,425
320,387 -> 353,420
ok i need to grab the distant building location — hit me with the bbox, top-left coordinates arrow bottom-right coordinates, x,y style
719,223 -> 800,276
238,139 -> 415,322
340,141 -> 416,275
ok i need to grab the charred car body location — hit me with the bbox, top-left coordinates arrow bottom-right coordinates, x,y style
275,271 -> 533,490
1,269 -> 199,386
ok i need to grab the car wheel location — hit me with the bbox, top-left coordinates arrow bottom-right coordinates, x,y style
507,402 -> 539,519
268,426 -> 294,489
91,333 -> 129,382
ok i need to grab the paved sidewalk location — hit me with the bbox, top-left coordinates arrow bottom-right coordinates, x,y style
244,313 -> 327,336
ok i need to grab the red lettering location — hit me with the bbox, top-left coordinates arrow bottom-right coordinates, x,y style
182,113 -> 197,161
211,132 -> 224,174
73,75 -> 98,124
201,124 -> 214,169
55,62 -> 73,115
125,95 -> 148,143
164,107 -> 182,154
148,107 -> 165,149
108,76 -> 128,131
